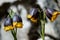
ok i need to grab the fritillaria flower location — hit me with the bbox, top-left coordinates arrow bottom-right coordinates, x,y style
4,16 -> 13,31
46,8 -> 60,22
13,14 -> 23,28
3,9 -> 23,40
27,8 -> 39,23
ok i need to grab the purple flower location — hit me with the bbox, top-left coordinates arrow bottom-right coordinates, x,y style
46,8 -> 59,22
13,14 -> 23,28
13,14 -> 22,22
27,8 -> 39,23
4,16 -> 13,31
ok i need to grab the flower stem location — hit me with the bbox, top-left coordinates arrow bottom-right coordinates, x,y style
41,11 -> 46,40
41,20 -> 45,40
39,9 -> 46,40
14,35 -> 17,40
11,30 -> 17,40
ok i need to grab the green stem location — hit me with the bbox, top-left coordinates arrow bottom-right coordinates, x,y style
41,11 -> 46,40
11,30 -> 17,40
9,9 -> 15,18
14,35 -> 17,40
39,9 -> 46,40
41,20 -> 45,40
14,28 -> 17,40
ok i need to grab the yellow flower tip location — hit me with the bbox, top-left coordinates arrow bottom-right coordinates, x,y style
50,11 -> 60,22
13,22 -> 17,26
13,22 -> 23,28
30,17 -> 37,23
27,14 -> 32,19
16,22 -> 23,28
4,26 -> 14,31
53,11 -> 59,15
51,12 -> 60,22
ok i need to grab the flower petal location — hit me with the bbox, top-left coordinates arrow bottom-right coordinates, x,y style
4,25 -> 14,31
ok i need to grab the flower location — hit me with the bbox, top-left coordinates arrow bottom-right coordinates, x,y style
46,8 -> 60,22
4,16 -> 13,31
13,14 -> 23,28
27,8 -> 39,23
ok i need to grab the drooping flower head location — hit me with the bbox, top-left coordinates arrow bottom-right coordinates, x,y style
4,16 -> 13,31
13,14 -> 23,28
27,8 -> 39,23
46,8 -> 60,22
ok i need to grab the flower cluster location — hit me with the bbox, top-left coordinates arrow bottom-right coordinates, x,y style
27,7 -> 60,22
3,7 -> 60,36
4,14 -> 23,31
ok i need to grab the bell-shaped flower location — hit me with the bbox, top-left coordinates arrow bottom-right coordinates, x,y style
13,14 -> 23,28
27,8 -> 39,23
46,8 -> 60,22
4,16 -> 13,31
